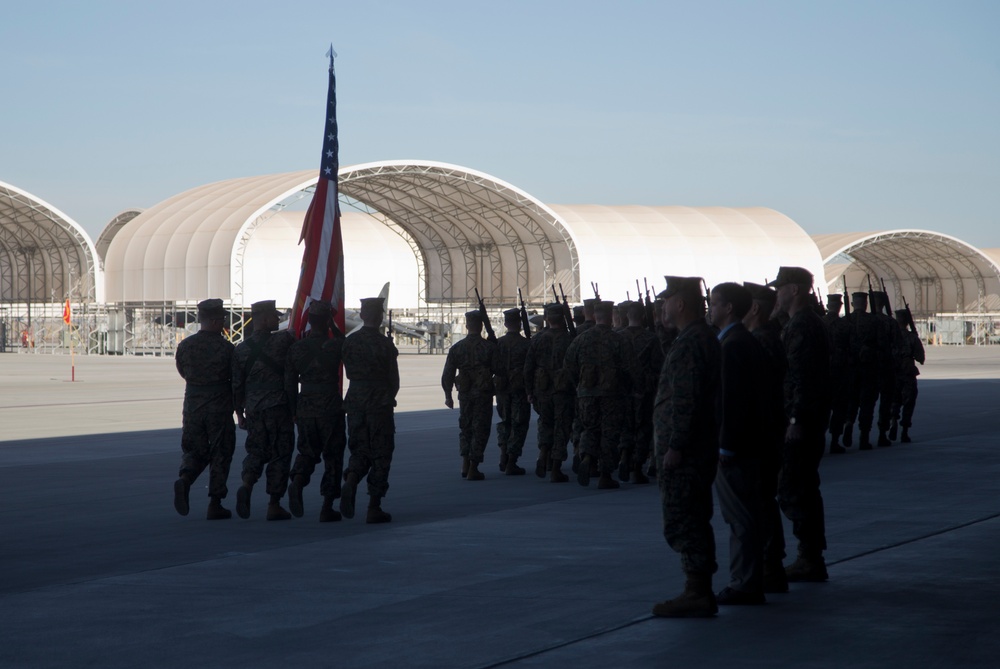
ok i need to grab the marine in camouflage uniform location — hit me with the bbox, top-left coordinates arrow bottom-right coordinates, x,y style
442,310 -> 497,481
524,302 -> 575,482
652,277 -> 721,618
173,298 -> 236,520
233,300 -> 297,521
743,282 -> 789,593
823,294 -> 854,454
285,300 -> 346,522
564,300 -> 635,489
619,301 -> 662,484
769,267 -> 831,582
872,291 -> 900,447
569,298 -> 598,472
844,292 -> 881,450
890,309 -> 925,443
340,297 -> 400,524
493,308 -> 531,475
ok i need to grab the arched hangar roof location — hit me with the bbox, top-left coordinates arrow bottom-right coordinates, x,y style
814,230 -> 1000,315
0,180 -> 101,303
550,205 -> 825,298
95,209 -> 143,268
103,161 -> 579,306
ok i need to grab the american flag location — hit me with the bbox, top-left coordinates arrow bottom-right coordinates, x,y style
290,47 -> 345,337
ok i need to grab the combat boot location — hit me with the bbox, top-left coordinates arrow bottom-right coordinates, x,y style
550,460 -> 569,483
236,481 -> 253,519
319,496 -> 341,522
266,494 -> 291,521
597,473 -> 620,490
287,475 -> 305,518
618,454 -> 631,482
632,464 -> 650,484
466,460 -> 485,481
535,449 -> 550,478
577,454 -> 592,487
504,456 -> 526,476
651,574 -> 718,618
842,423 -> 854,447
206,496 -> 232,520
785,553 -> 828,582
366,496 -> 392,524
571,452 -> 581,474
901,427 -> 911,443
859,431 -> 872,451
340,471 -> 359,519
888,419 -> 898,441
877,430 -> 891,447
498,449 -> 508,473
173,477 -> 191,516
461,456 -> 470,478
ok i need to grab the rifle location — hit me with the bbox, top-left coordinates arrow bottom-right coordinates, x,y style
387,309 -> 393,339
879,277 -> 893,316
842,275 -> 850,315
866,274 -> 877,316
474,287 -> 497,342
591,281 -> 600,300
559,283 -> 577,337
642,278 -> 654,331
517,288 -> 532,340
902,293 -> 916,333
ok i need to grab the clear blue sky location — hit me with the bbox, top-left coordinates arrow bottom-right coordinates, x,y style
2,0 -> 998,247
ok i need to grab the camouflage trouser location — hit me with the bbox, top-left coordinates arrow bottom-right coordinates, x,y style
617,396 -> 635,466
827,366 -> 852,438
876,368 -> 896,431
658,459 -> 718,576
578,395 -> 624,474
458,394 -> 493,464
496,391 -> 530,460
532,391 -> 574,461
778,424 -> 827,557
346,407 -> 395,498
891,376 -> 918,428
241,406 -> 295,497
847,367 -> 879,432
291,413 -> 346,499
179,410 -> 236,499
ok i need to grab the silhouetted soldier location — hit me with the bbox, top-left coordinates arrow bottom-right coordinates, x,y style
442,310 -> 497,480
871,291 -> 899,446
620,301 -> 662,483
173,298 -> 236,520
494,308 -> 531,475
768,267 -> 830,582
891,309 -> 925,443
651,277 -> 721,618
233,300 -> 296,521
844,292 -> 879,450
524,303 -> 574,482
824,294 -> 853,453
285,300 -> 346,522
564,300 -> 635,489
340,297 -> 400,523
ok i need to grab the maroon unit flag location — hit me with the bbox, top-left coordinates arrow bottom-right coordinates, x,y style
290,47 -> 345,337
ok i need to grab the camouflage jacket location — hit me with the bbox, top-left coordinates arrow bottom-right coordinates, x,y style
523,327 -> 574,396
175,330 -> 235,414
622,325 -> 663,397
343,326 -> 399,412
653,320 -> 720,460
894,328 -> 925,378
847,311 -> 880,367
285,331 -> 344,418
823,314 -> 853,370
782,309 -> 831,426
493,331 -> 530,395
563,324 -> 635,397
874,313 -> 900,372
232,329 -> 295,414
442,333 -> 496,399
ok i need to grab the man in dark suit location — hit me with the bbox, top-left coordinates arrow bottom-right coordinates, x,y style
709,282 -> 769,604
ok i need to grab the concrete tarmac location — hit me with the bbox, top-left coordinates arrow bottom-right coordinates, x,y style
1,348 -> 999,667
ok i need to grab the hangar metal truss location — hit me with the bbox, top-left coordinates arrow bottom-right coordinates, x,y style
816,230 -> 1000,317
0,180 -> 100,306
